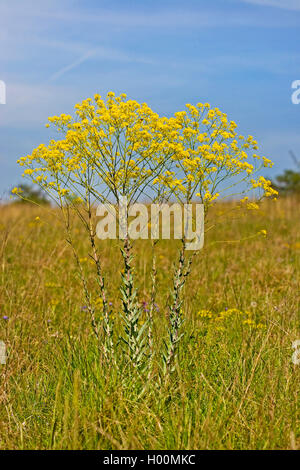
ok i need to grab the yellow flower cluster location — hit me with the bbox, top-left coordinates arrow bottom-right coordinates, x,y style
11,186 -> 23,194
18,92 -> 181,203
144,102 -> 277,207
197,307 -> 265,330
250,176 -> 278,198
16,92 -> 278,208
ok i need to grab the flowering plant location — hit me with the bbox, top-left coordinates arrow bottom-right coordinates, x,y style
16,92 -> 277,378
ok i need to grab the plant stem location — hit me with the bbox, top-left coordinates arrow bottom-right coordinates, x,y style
120,236 -> 148,371
163,238 -> 195,374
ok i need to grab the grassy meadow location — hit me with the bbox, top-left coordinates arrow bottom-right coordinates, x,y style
0,196 -> 299,449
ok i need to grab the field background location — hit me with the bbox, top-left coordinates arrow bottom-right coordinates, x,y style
0,196 -> 299,449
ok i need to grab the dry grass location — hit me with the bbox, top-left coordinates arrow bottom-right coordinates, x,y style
0,196 -> 299,449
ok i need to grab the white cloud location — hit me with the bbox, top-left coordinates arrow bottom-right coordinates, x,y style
0,0 -> 299,70
0,82 -> 80,127
38,6 -> 300,28
201,52 -> 300,75
241,0 -> 300,11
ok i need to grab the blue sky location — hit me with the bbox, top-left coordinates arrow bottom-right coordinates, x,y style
1,0 -> 300,198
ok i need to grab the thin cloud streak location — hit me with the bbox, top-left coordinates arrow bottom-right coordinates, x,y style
47,50 -> 96,83
45,7 -> 300,28
46,46 -> 157,83
2,1 -> 299,32
241,0 -> 300,11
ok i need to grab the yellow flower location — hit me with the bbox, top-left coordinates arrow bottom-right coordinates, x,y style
16,91 -> 276,216
11,187 -> 23,194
